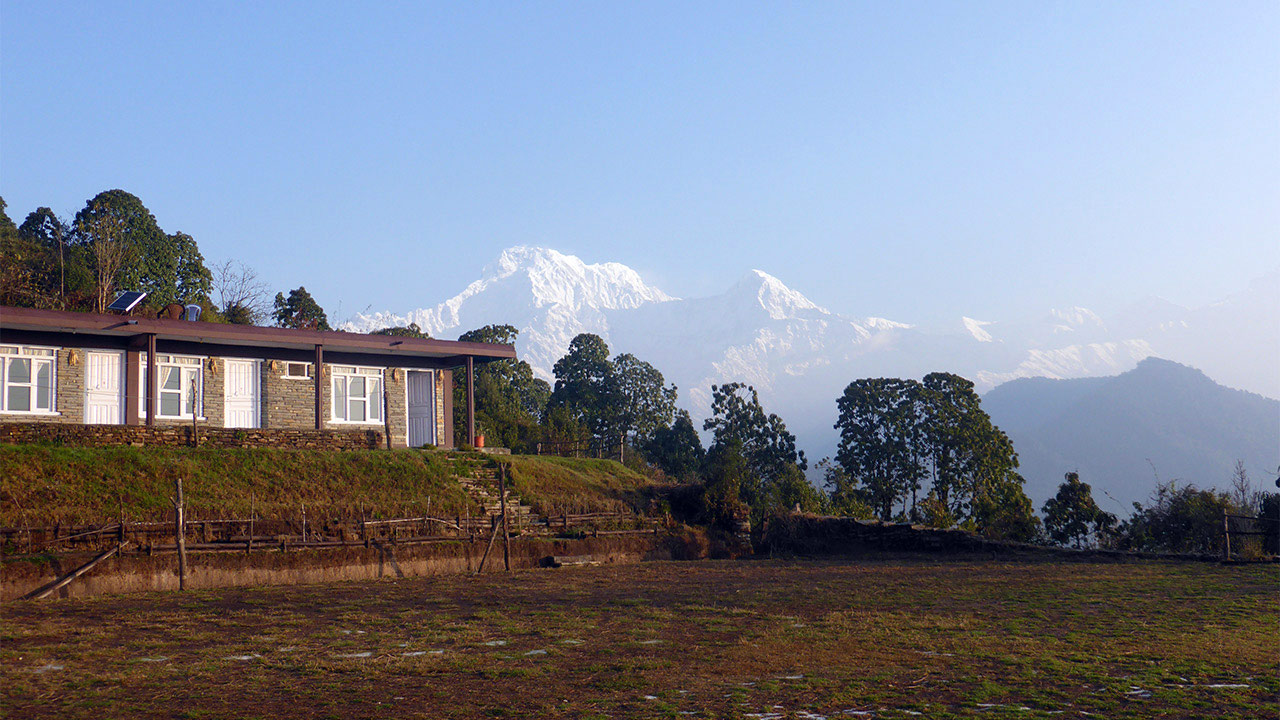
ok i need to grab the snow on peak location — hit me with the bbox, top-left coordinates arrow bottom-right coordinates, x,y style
1047,306 -> 1106,333
732,269 -> 824,319
962,317 -> 995,343
482,246 -> 673,310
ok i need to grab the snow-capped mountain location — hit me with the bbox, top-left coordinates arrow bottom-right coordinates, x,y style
345,247 -> 1279,466
348,247 -> 672,374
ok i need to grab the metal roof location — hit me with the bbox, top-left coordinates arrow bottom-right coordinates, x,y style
0,306 -> 516,363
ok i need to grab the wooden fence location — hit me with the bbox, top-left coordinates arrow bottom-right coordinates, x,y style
2,510 -> 663,557
1222,510 -> 1279,560
534,436 -> 627,461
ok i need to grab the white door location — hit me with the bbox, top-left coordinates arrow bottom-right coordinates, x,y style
406,370 -> 435,447
224,360 -> 260,428
85,351 -> 124,424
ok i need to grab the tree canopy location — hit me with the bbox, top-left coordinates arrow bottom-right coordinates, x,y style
1042,472 -> 1116,548
272,287 -> 331,330
834,372 -> 1038,539
452,324 -> 550,450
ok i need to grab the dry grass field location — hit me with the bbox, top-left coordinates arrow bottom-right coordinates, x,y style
2,557 -> 1275,719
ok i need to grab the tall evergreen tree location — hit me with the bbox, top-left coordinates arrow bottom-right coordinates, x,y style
272,287 -> 331,330
703,382 -> 812,518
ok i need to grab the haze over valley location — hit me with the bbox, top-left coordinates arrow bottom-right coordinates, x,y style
347,247 -> 1280,503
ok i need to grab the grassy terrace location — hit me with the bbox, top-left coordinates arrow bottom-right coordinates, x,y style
505,455 -> 668,516
2,557 -> 1274,719
0,445 -> 667,528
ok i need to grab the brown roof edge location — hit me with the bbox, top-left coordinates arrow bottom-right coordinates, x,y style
0,306 -> 517,360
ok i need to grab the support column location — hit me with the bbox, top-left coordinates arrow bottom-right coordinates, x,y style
314,344 -> 324,430
466,355 -> 475,446
124,350 -> 140,425
145,334 -> 157,426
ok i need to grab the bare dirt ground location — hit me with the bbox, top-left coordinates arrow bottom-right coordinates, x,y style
2,555 -> 1275,719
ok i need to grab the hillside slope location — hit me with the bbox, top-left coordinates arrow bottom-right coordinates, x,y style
0,445 -> 664,527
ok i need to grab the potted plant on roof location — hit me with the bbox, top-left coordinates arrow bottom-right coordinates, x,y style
474,423 -> 485,450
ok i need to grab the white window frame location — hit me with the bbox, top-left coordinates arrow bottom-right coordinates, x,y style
140,354 -> 206,420
330,365 -> 384,425
282,362 -> 312,380
0,345 -> 58,415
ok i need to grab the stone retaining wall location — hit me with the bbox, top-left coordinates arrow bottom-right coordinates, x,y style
0,422 -> 382,451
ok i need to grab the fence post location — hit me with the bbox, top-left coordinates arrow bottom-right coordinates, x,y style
1222,509 -> 1231,561
499,463 -> 511,572
173,478 -> 187,591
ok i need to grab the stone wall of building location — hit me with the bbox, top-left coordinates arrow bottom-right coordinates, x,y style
436,370 -> 447,447
385,368 -> 407,449
0,421 -> 382,450
263,360 -> 317,430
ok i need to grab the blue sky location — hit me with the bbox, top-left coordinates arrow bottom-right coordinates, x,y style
3,1 -> 1276,327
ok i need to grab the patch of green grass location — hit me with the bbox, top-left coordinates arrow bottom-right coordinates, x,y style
504,455 -> 667,515
1,444 -> 476,526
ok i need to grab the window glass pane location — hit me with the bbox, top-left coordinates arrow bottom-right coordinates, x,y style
163,367 -> 181,390
369,379 -> 382,421
8,358 -> 30,384
349,377 -> 365,396
350,398 -> 366,422
36,362 -> 51,410
333,379 -> 347,420
185,368 -> 199,414
0,346 -> 17,354
8,385 -> 31,411
161,391 -> 181,416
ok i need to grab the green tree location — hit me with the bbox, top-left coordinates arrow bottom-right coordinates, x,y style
1042,472 -> 1116,548
700,439 -> 751,530
613,352 -> 677,447
168,231 -> 213,306
818,457 -> 875,519
18,207 -> 79,309
68,190 -> 213,311
72,193 -> 133,313
1114,482 -> 1236,555
644,409 -> 705,480
0,197 -> 45,308
452,324 -> 550,450
272,287 -> 331,330
71,190 -> 212,310
834,372 -> 1037,537
371,322 -> 429,338
833,377 -> 920,520
547,333 -> 618,438
703,382 -> 812,520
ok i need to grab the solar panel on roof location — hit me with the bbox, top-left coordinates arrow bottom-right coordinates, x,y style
106,291 -> 147,313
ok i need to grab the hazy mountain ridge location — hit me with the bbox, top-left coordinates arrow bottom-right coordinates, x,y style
983,358 -> 1280,511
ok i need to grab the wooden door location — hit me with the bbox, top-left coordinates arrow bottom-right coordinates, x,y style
406,371 -> 435,447
224,359 -> 260,428
84,351 -> 124,424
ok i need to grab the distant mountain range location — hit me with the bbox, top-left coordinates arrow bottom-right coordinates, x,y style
983,358 -> 1279,510
345,247 -> 1278,504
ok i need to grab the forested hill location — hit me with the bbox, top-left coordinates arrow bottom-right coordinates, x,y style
983,357 -> 1280,512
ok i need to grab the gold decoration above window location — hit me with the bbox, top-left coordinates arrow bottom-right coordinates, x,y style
206,358 -> 218,374
67,349 -> 81,366
269,359 -> 280,372
392,368 -> 402,382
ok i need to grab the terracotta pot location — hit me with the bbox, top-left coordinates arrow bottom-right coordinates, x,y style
475,435 -> 485,449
